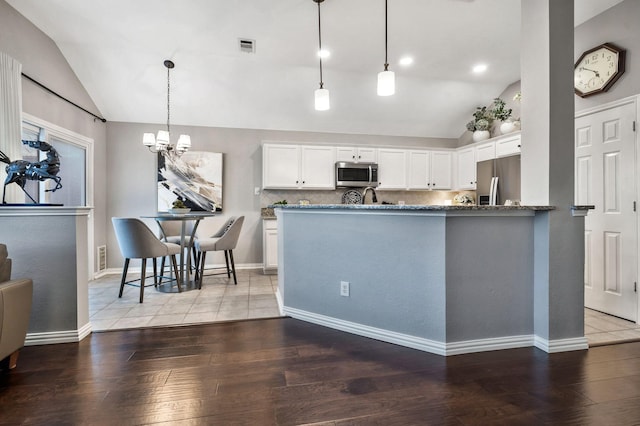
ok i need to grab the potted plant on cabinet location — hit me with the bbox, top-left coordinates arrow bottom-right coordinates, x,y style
491,97 -> 515,134
466,106 -> 493,142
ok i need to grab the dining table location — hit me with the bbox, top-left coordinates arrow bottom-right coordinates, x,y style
142,211 -> 216,291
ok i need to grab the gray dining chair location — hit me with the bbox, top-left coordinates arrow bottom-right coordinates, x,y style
194,216 -> 244,288
112,217 -> 182,303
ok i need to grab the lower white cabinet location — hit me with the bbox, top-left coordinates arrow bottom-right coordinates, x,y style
263,219 -> 278,274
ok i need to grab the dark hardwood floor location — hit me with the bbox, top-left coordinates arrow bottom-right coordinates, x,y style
2,318 -> 640,425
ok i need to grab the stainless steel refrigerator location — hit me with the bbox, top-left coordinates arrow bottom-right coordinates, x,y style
476,155 -> 521,206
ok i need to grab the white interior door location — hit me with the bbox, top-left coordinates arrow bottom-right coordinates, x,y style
575,100 -> 637,322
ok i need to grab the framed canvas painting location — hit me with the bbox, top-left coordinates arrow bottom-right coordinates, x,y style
157,151 -> 223,212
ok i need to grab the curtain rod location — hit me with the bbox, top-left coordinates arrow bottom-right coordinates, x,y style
21,73 -> 107,123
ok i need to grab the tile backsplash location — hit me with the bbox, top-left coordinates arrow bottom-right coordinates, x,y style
261,189 -> 476,206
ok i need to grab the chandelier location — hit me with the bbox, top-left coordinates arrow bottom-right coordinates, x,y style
142,60 -> 191,155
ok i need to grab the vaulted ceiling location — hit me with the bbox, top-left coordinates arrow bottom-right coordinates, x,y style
7,0 -> 625,138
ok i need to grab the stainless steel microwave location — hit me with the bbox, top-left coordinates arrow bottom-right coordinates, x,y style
335,162 -> 378,188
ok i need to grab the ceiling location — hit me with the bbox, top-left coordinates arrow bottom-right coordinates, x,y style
7,0 -> 626,139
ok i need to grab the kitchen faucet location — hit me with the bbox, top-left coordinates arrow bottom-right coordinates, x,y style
361,187 -> 377,204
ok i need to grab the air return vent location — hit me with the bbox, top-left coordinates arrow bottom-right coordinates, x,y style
97,245 -> 107,273
239,38 -> 256,53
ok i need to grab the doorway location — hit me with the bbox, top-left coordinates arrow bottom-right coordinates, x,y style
575,97 -> 638,323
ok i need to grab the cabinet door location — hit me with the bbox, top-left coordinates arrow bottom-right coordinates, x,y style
476,142 -> 496,162
408,150 -> 430,189
357,148 -> 377,163
300,146 -> 335,189
496,134 -> 521,157
377,149 -> 407,189
263,221 -> 278,272
336,147 -> 357,162
263,144 -> 300,189
430,151 -> 452,190
457,147 -> 476,190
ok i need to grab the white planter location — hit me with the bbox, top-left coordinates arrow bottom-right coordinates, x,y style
500,121 -> 516,134
472,130 -> 490,142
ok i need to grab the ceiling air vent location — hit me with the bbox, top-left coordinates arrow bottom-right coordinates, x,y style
239,38 -> 256,54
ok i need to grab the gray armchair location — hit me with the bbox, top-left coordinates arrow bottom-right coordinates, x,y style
0,244 -> 33,371
195,216 -> 244,287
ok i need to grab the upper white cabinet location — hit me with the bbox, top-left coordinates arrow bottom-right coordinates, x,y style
336,147 -> 377,163
409,150 -> 452,190
456,147 -> 476,190
262,144 -> 300,189
495,134 -> 521,157
476,142 -> 496,163
377,148 -> 407,189
430,151 -> 453,189
263,143 -> 335,189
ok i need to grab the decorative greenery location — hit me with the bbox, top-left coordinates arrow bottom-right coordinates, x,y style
272,200 -> 288,205
466,106 -> 493,132
172,199 -> 187,209
454,193 -> 475,205
491,97 -> 512,122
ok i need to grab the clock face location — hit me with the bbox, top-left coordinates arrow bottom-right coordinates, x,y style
574,43 -> 625,97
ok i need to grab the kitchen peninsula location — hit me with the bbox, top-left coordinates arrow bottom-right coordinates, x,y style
275,204 -> 588,356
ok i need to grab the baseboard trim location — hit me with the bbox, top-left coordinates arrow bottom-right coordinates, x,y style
284,307 -> 588,356
534,335 -> 589,353
25,322 -> 92,346
284,307 -> 446,355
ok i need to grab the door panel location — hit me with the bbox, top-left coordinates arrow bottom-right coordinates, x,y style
576,101 -> 637,322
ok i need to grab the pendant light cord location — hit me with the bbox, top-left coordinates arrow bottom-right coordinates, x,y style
384,0 -> 389,71
166,64 -> 171,134
317,1 -> 324,88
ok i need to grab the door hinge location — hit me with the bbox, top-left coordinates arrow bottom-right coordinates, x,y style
634,201 -> 637,212
634,121 -> 637,132
635,282 -> 637,293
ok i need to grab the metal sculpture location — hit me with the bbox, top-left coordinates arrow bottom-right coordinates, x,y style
0,130 -> 62,204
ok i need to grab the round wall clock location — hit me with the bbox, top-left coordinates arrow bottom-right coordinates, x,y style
574,43 -> 626,98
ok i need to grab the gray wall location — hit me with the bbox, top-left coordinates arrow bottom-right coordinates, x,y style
575,0 -> 640,111
106,121 -> 456,268
0,0 -> 108,273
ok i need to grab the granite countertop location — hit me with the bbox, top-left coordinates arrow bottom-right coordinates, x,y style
268,204 -> 556,211
261,207 -> 276,218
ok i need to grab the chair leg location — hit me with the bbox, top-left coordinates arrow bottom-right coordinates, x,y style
170,255 -> 182,293
153,258 -> 158,286
6,350 -> 19,369
140,258 -> 147,303
119,258 -> 130,298
229,250 -> 237,285
160,256 -> 166,279
224,250 -> 231,278
199,251 -> 207,289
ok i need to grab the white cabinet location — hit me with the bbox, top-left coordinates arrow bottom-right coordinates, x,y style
430,151 -> 453,190
263,144 -> 335,189
300,145 -> 335,188
262,144 -> 300,189
476,142 -> 496,163
408,150 -> 430,190
263,219 -> 278,274
456,147 -> 476,190
496,134 -> 521,157
336,147 -> 377,163
377,148 -> 407,189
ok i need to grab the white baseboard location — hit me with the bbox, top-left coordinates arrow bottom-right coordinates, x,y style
534,335 -> 589,353
275,288 -> 284,315
284,307 -> 588,356
25,322 -> 92,346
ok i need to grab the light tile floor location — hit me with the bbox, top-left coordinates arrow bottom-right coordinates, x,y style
585,307 -> 640,346
89,269 -> 281,331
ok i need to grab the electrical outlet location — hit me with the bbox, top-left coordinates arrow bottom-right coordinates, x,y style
340,281 -> 350,297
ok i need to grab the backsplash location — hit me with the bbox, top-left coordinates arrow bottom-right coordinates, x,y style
261,189 -> 476,206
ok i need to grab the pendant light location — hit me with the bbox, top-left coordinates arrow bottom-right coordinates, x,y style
313,0 -> 330,111
377,0 -> 395,96
143,60 -> 192,156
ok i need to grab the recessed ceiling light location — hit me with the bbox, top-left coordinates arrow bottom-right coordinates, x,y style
472,63 -> 488,73
399,56 -> 414,66
318,49 -> 330,59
